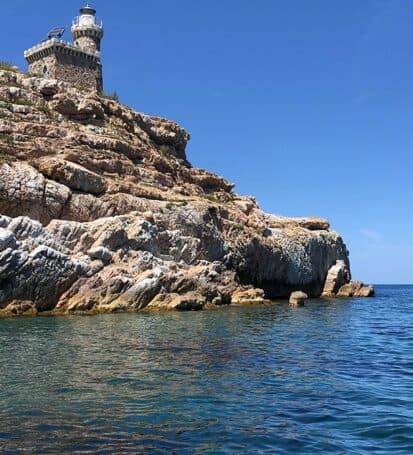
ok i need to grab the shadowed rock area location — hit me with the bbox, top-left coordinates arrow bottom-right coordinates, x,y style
0,69 -> 374,316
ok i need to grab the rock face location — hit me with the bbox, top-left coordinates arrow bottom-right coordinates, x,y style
0,68 -> 374,316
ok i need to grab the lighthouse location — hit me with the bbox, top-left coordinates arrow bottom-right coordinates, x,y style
24,4 -> 104,92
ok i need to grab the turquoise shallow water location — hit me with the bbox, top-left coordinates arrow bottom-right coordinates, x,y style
0,285 -> 412,454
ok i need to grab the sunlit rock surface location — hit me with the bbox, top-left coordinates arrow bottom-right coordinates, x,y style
0,69 -> 374,316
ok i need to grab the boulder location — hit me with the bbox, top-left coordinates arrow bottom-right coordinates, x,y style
355,285 -> 375,297
289,291 -> 308,306
106,275 -> 162,311
77,97 -> 105,120
148,292 -> 205,311
135,112 -> 190,156
231,288 -> 266,305
38,79 -> 59,97
51,93 -> 104,121
0,300 -> 37,317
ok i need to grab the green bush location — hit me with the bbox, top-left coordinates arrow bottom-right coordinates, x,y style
234,223 -> 245,231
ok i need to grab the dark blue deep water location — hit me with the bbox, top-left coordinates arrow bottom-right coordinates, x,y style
0,285 -> 412,454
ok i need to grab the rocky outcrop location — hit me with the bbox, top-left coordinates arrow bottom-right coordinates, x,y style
0,163 -> 71,224
336,281 -> 375,298
0,217 -> 86,312
322,261 -> 374,298
0,68 -> 374,316
36,158 -> 106,195
322,260 -> 351,296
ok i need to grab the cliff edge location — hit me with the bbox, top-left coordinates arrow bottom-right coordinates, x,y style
0,68 -> 374,316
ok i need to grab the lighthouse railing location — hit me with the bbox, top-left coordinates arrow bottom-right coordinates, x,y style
72,17 -> 103,28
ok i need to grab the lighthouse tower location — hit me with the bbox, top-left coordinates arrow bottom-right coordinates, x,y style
71,5 -> 104,52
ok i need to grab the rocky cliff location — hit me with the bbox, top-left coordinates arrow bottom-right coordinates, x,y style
0,68 -> 373,316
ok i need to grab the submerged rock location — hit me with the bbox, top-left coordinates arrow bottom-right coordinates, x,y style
231,288 -> 267,305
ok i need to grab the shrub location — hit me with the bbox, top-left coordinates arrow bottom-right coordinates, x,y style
0,133 -> 14,146
38,104 -> 53,117
0,61 -> 17,72
24,72 -> 38,78
0,152 -> 15,164
104,91 -> 120,102
13,98 -> 33,107
203,194 -> 218,203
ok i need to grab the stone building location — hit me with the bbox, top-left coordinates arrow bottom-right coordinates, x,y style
24,5 -> 104,92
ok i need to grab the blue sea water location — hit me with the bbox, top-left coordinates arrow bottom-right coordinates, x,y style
0,285 -> 412,454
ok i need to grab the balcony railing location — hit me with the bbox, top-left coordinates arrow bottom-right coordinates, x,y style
72,17 -> 103,28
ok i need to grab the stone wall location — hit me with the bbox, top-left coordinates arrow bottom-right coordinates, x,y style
75,36 -> 99,52
29,52 -> 102,92
29,56 -> 56,79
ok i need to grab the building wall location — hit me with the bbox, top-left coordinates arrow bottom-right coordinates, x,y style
29,56 -> 57,79
28,52 -> 103,92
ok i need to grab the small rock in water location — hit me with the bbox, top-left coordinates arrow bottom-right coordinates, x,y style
289,291 -> 308,306
355,285 -> 375,297
337,281 -> 375,298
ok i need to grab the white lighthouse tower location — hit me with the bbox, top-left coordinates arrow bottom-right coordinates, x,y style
71,4 -> 104,52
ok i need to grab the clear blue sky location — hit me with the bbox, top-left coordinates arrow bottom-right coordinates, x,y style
2,0 -> 412,284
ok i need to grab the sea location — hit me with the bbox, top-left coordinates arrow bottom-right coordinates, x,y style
0,285 -> 412,454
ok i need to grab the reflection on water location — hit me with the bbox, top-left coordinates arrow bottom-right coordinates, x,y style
0,286 -> 412,454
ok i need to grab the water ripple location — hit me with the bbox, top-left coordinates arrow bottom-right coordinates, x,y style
0,285 -> 412,453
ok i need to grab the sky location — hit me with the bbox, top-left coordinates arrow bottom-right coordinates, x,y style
1,0 -> 412,284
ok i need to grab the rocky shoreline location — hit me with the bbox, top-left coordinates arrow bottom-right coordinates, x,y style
0,68 -> 374,317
